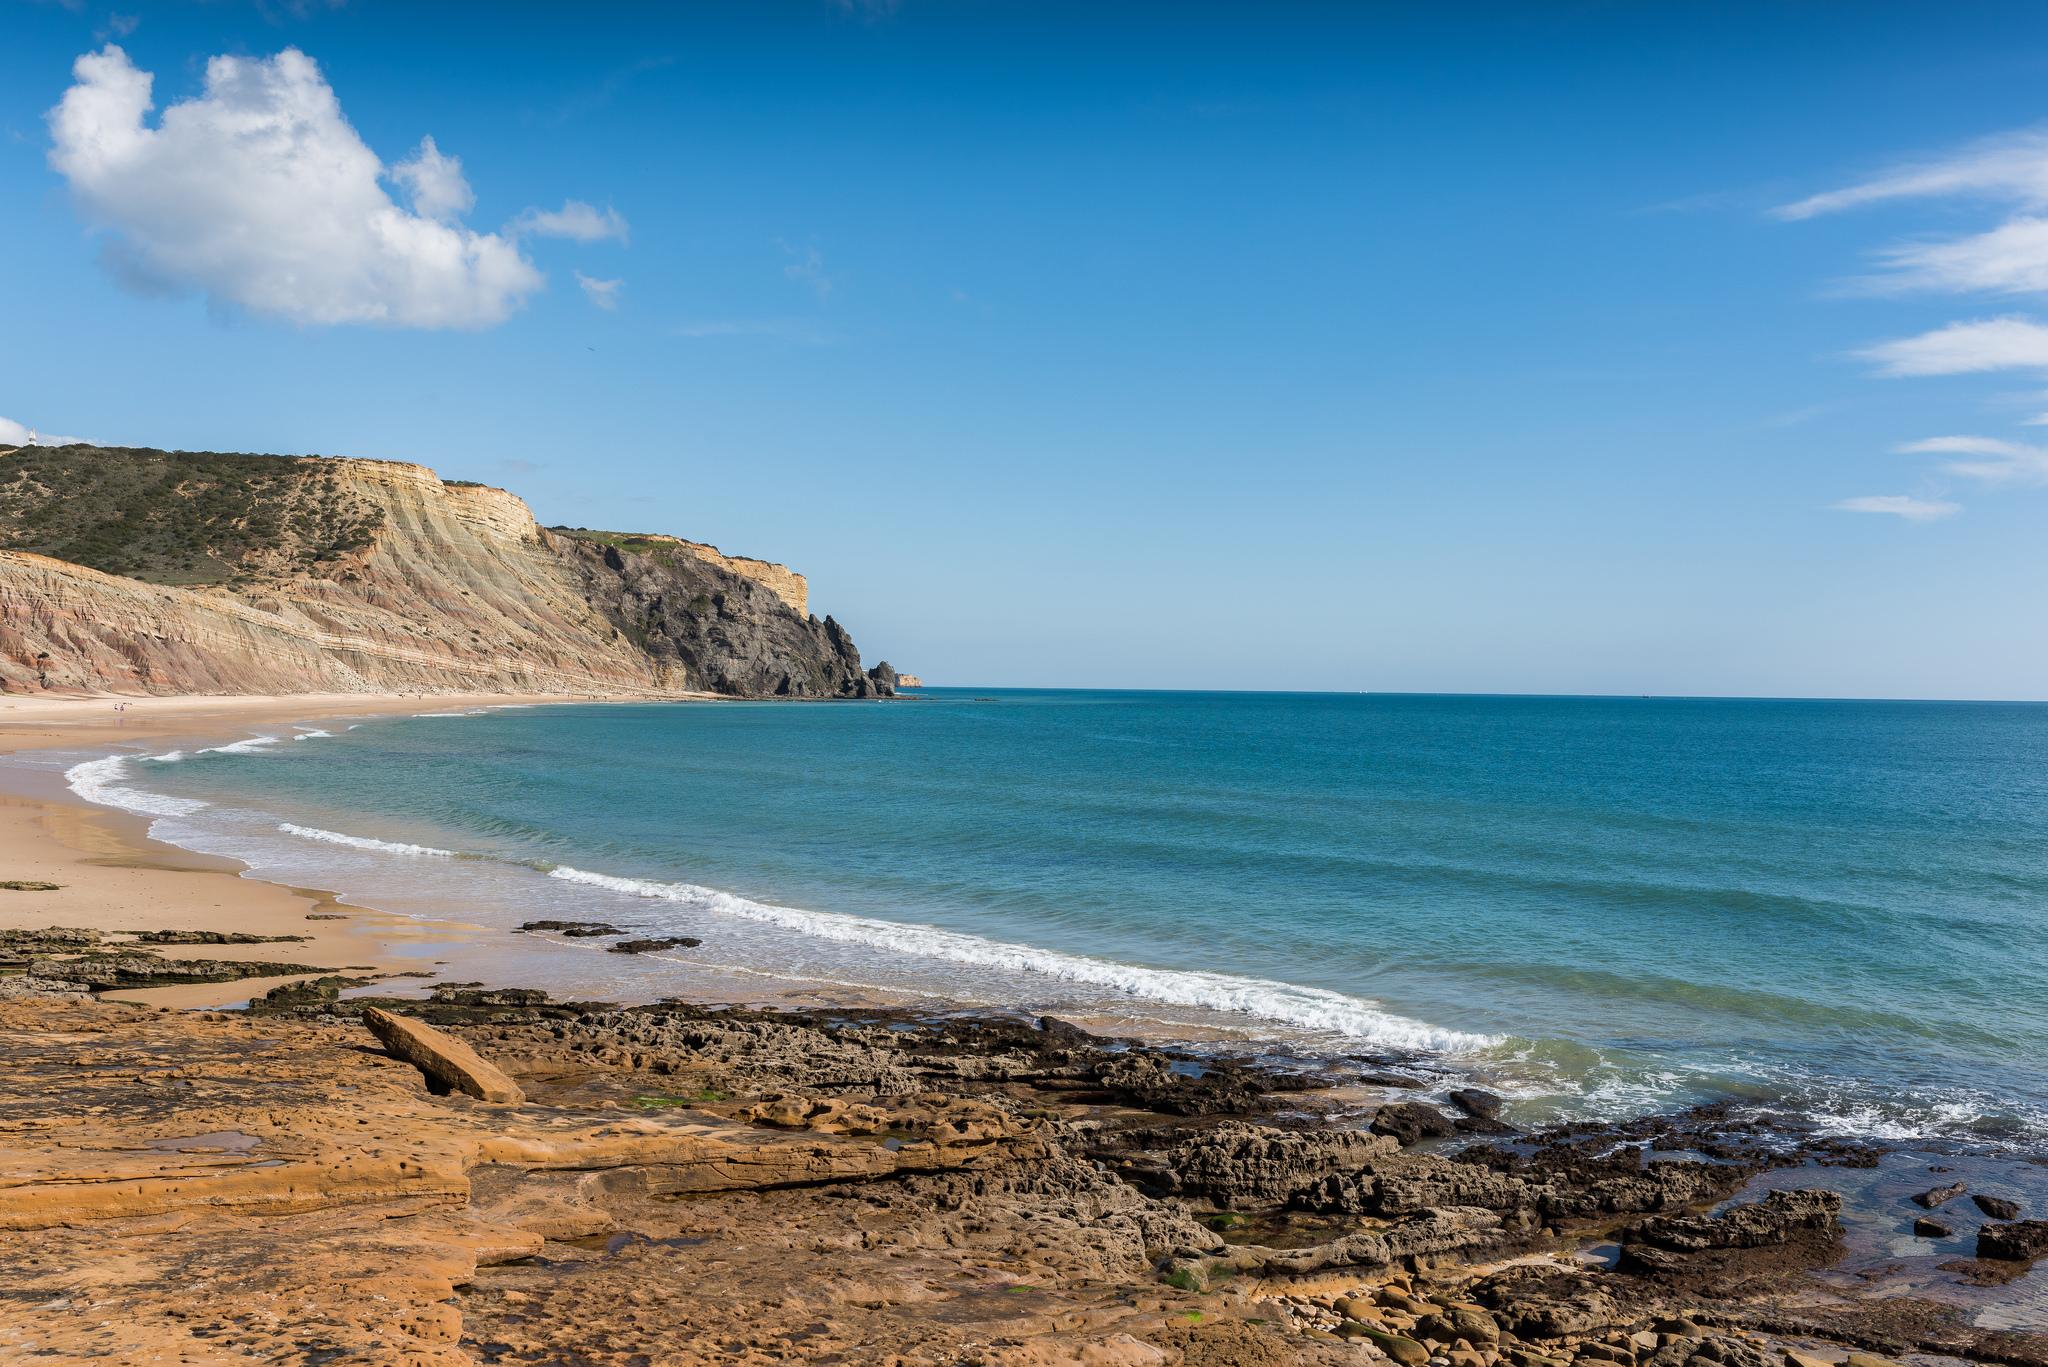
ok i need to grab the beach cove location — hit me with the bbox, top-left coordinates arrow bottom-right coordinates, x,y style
2,690 -> 2045,1363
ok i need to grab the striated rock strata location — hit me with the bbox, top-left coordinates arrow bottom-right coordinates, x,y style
0,444 -> 892,699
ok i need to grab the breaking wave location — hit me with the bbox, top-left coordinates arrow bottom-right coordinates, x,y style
63,754 -> 209,818
278,823 -> 457,857
546,864 -> 1498,1053
198,735 -> 283,756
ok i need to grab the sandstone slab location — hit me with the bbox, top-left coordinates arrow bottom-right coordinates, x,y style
363,1005 -> 525,1103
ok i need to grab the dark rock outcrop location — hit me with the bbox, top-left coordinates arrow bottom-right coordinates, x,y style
27,951 -> 333,989
1977,1219 -> 2048,1262
1974,1194 -> 2022,1220
1625,1189 -> 1841,1255
1370,1101 -> 1458,1145
1913,1180 -> 1967,1209
608,936 -> 700,954
1448,1087 -> 1504,1120
566,537 -> 891,699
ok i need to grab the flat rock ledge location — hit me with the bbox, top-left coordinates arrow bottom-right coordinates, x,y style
2,993 -> 2042,1367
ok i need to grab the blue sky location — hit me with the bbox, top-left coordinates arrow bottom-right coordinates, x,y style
5,1 -> 2048,697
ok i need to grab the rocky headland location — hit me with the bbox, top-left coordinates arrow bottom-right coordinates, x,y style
0,444 -> 899,699
3,934 -> 2042,1367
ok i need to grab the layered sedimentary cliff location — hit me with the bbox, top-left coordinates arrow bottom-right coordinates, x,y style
0,445 -> 892,699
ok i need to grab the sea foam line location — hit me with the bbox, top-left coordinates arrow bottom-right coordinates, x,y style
546,864 -> 1497,1053
278,823 -> 458,857
64,754 -> 209,818
198,735 -> 284,756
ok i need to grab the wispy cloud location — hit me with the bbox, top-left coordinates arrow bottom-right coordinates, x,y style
1897,434 -> 2048,485
827,0 -> 903,21
1759,400 -> 1845,429
538,55 -> 675,128
1781,126 -> 2048,517
1776,127 -> 2048,221
1831,494 -> 1960,521
1782,127 -> 2048,305
779,240 -> 833,298
673,318 -> 832,344
574,271 -> 622,310
1856,316 -> 2048,376
515,201 -> 630,244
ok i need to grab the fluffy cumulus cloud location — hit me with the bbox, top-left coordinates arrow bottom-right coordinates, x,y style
0,417 -> 90,447
1831,495 -> 1960,521
389,135 -> 475,223
516,200 -> 630,243
46,45 -> 543,328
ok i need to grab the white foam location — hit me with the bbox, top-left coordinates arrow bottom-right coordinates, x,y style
293,728 -> 333,741
279,823 -> 457,857
546,865 -> 1498,1053
414,711 -> 474,718
197,735 -> 283,756
64,754 -> 209,818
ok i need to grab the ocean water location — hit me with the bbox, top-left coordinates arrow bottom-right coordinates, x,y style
61,690 -> 2048,1145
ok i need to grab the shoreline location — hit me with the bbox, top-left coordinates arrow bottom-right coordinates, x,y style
0,691 -> 642,1009
2,694 -> 2045,1362
10,691 -> 2048,1150
0,692 -> 1474,1052
0,692 -> 1234,1033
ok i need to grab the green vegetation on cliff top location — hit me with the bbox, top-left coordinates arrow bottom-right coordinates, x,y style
0,446 -> 383,586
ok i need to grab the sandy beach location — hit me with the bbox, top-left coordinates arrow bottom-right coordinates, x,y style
0,691 -> 613,1008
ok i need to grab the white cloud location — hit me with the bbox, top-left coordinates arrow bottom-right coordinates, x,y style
1857,316 -> 2048,376
1831,495 -> 1960,521
673,318 -> 831,343
515,200 -> 629,243
389,135 -> 473,222
1782,128 -> 2048,302
1863,218 -> 2048,298
46,45 -> 543,328
575,271 -> 622,310
780,241 -> 833,298
0,417 -> 91,447
1897,434 -> 2048,485
1777,128 -> 2048,221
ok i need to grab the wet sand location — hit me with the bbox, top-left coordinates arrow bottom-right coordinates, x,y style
0,692 -> 621,1007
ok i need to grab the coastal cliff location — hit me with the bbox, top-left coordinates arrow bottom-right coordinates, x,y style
0,444 -> 892,699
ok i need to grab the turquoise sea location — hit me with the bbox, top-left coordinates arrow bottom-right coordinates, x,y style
65,690 -> 2048,1144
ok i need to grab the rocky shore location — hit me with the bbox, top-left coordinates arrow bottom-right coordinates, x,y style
4,933 -> 2044,1366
